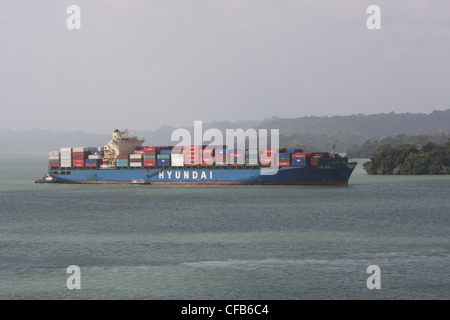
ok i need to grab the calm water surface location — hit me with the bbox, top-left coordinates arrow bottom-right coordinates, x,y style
0,153 -> 449,299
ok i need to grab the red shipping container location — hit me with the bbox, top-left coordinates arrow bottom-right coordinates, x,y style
314,153 -> 328,157
260,156 -> 274,165
292,153 -> 305,159
202,157 -> 215,166
202,149 -> 215,156
143,150 -> 156,155
130,159 -> 142,163
277,161 -> 291,167
134,150 -> 144,155
184,148 -> 201,153
85,163 -> 98,167
143,147 -> 156,152
230,153 -> 244,158
49,163 -> 60,167
117,155 -> 129,159
262,149 -> 277,156
185,161 -> 201,166
184,146 -> 201,152
260,163 -> 273,167
143,159 -> 156,167
184,155 -> 201,161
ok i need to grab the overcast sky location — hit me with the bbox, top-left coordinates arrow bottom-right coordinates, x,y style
1,0 -> 449,133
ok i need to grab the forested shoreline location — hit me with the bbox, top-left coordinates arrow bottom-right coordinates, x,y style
363,141 -> 450,175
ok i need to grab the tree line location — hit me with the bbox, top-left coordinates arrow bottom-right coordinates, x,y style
363,141 -> 450,175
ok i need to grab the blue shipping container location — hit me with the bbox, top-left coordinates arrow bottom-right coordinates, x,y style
159,150 -> 172,154
291,162 -> 306,167
86,159 -> 98,163
157,159 -> 170,166
278,153 -> 290,158
292,158 -> 309,164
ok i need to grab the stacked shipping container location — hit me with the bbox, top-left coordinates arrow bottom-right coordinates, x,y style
60,148 -> 72,168
48,151 -> 60,168
50,143 -> 333,169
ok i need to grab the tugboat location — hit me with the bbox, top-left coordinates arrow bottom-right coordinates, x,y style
131,179 -> 151,185
35,174 -> 58,183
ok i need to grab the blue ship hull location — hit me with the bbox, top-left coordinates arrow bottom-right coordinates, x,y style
48,163 -> 356,185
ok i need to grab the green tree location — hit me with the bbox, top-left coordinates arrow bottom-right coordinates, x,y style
364,140 -> 450,175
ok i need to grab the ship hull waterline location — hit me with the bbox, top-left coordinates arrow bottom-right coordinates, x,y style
48,163 -> 356,186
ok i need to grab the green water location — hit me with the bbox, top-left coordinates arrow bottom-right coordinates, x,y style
0,153 -> 449,299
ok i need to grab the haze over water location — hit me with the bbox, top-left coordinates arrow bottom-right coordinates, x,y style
0,153 -> 449,299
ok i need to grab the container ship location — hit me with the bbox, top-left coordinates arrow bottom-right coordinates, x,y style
43,129 -> 357,185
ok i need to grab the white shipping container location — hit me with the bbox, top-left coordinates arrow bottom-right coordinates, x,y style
171,154 -> 184,160
60,162 -> 72,167
48,155 -> 60,160
48,151 -> 60,156
60,155 -> 72,160
130,162 -> 142,167
171,160 -> 184,166
130,154 -> 142,159
88,155 -> 100,159
73,147 -> 86,152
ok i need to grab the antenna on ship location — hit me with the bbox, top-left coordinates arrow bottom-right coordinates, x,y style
331,144 -> 335,156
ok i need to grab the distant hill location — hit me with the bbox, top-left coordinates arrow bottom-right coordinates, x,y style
261,109 -> 450,137
347,133 -> 450,158
0,109 -> 449,153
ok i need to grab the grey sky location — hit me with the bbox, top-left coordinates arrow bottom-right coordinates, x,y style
1,0 -> 449,133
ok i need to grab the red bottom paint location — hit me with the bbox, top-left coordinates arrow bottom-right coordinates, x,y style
55,180 -> 349,186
